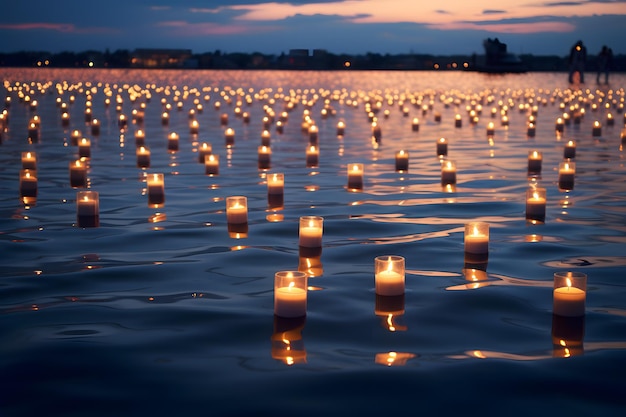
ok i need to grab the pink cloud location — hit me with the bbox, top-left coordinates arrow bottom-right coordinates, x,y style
433,21 -> 576,33
0,22 -> 117,34
157,21 -> 276,36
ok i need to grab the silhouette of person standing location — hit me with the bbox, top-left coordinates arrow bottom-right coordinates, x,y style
596,45 -> 613,84
568,40 -> 587,84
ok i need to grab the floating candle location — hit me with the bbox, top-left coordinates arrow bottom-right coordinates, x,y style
91,118 -> 100,136
553,272 -> 587,317
558,161 -> 575,190
21,151 -> 37,170
564,140 -> 576,159
306,145 -> 319,168
299,216 -> 323,248
19,169 -> 37,197
167,132 -> 179,152
486,122 -> 495,136
436,137 -> 448,157
454,114 -> 462,128
267,172 -> 284,196
464,222 -> 489,262
134,129 -> 145,147
225,127 -> 235,147
527,150 -> 542,175
441,159 -> 457,185
261,130 -> 271,147
76,190 -> 99,228
274,271 -> 308,318
136,146 -> 151,169
205,154 -> 219,175
78,138 -> 91,158
395,150 -> 409,171
336,120 -> 345,136
189,119 -> 199,135
146,173 -> 165,205
69,159 -> 87,187
258,145 -> 271,169
226,196 -> 248,224
526,187 -> 547,222
592,120 -> 601,137
198,142 -> 212,163
347,163 -> 364,190
411,117 -> 420,132
375,255 -> 405,296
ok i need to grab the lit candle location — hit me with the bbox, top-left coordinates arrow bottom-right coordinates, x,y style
592,120 -> 602,137
553,272 -> 587,317
526,187 -> 547,222
555,117 -> 564,133
136,146 -> 151,168
167,132 -> 179,152
395,150 -> 409,171
205,154 -> 219,175
527,150 -> 542,175
411,117 -> 420,132
19,169 -> 37,197
21,151 -> 37,170
454,114 -> 462,128
226,196 -> 248,224
76,190 -> 99,228
486,122 -> 495,136
564,140 -> 576,159
91,118 -> 100,136
261,130 -> 271,147
118,114 -> 128,130
375,255 -> 405,296
70,129 -> 82,146
267,172 -> 284,195
306,145 -> 319,168
161,112 -> 169,125
606,112 -> 614,126
69,159 -> 87,187
274,271 -> 308,318
299,216 -> 323,248
189,119 -> 199,135
336,120 -> 345,136
258,145 -> 271,169
527,122 -> 536,137
464,222 -> 489,262
146,173 -> 165,205
225,127 -> 235,147
220,113 -> 228,126
436,137 -> 448,157
441,159 -> 457,185
198,142 -> 212,163
134,129 -> 145,147
28,122 -> 39,142
308,125 -> 318,144
558,161 -> 575,190
78,137 -> 91,158
61,112 -> 70,127
347,163 -> 364,190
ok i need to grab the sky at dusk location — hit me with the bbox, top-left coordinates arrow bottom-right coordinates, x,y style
1,0 -> 625,56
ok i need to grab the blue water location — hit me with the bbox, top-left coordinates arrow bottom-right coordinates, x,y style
1,69 -> 625,416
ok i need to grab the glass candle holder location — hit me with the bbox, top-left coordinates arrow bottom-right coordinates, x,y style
136,146 -> 151,169
167,132 -> 179,152
205,154 -> 219,175
347,163 -> 363,189
261,130 -> 271,147
21,151 -> 37,170
274,271 -> 308,318
375,255 -> 405,296
78,138 -> 91,158
76,190 -> 99,228
527,150 -> 542,175
336,120 -> 345,136
395,150 -> 409,171
258,145 -> 271,169
298,216 -> 323,248
564,140 -> 576,159
306,145 -> 319,167
225,127 -> 235,147
198,142 -> 212,163
436,137 -> 448,156
69,159 -> 87,188
553,272 -> 587,317
226,196 -> 248,224
464,222 -> 489,262
134,129 -> 145,146
441,159 -> 457,185
526,187 -> 547,222
146,173 -> 165,206
91,119 -> 100,136
558,161 -> 576,190
592,121 -> 601,137
267,172 -> 284,195
19,169 -> 37,197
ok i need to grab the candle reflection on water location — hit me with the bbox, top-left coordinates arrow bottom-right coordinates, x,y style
271,316 -> 307,366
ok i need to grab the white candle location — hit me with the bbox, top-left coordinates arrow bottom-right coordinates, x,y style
76,190 -> 99,227
347,163 -> 363,189
553,272 -> 587,317
147,173 -> 165,205
375,255 -> 405,296
226,196 -> 248,224
526,187 -> 546,222
441,159 -> 457,185
395,150 -> 409,172
299,216 -> 323,248
558,161 -> 575,190
205,154 -> 219,175
274,271 -> 308,318
69,159 -> 87,188
267,173 -> 284,195
464,222 -> 489,261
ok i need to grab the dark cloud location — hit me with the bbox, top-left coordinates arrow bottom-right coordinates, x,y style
483,10 -> 507,14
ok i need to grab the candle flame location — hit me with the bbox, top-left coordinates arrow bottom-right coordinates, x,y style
26,152 -> 31,158
83,195 -> 89,202
532,151 -> 538,158
564,163 -> 570,170
288,281 -> 295,289
472,226 -> 479,236
439,137 -> 445,143
352,164 -> 359,172
566,277 -> 572,288
533,192 -> 539,200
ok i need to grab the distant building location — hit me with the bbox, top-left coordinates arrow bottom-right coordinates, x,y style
130,49 -> 193,68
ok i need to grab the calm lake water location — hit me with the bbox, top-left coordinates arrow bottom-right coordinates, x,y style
1,68 -> 625,416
